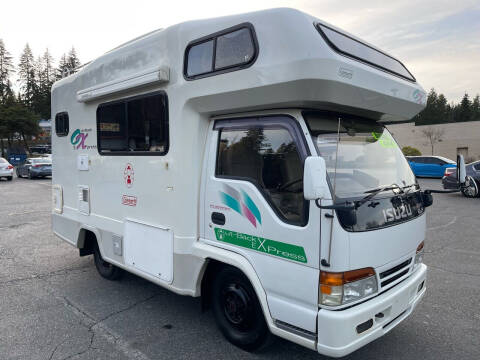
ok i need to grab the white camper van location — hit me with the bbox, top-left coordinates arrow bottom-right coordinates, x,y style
52,8 -> 438,357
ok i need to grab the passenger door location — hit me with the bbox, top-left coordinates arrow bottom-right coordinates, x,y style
201,115 -> 320,333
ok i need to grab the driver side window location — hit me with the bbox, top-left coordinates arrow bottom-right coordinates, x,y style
216,125 -> 307,226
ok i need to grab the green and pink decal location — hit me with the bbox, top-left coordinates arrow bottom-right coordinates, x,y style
220,184 -> 261,227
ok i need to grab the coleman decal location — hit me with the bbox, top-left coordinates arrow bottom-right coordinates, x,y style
122,195 -> 137,207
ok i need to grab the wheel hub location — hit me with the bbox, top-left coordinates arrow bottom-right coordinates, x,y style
223,284 -> 251,326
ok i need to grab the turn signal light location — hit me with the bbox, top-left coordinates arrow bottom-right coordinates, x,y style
320,268 -> 377,306
320,267 -> 375,288
416,241 -> 424,253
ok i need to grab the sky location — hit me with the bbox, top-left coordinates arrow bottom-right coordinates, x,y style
1,0 -> 479,102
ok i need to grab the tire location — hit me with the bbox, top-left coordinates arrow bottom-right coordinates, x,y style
461,176 -> 479,198
7,176 -> 12,181
211,266 -> 270,352
93,241 -> 124,280
28,170 -> 33,179
16,169 -> 21,178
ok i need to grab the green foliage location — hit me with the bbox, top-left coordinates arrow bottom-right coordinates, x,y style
414,89 -> 480,125
0,39 -> 79,155
402,146 -> 422,156
0,39 -> 15,104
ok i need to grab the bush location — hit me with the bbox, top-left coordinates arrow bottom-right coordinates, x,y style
402,146 -> 422,156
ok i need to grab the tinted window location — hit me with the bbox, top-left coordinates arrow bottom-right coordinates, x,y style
316,24 -> 415,81
215,28 -> 255,69
473,163 -> 480,171
216,127 -> 306,225
55,112 -> 69,136
97,92 -> 168,155
185,24 -> 257,79
186,40 -> 214,77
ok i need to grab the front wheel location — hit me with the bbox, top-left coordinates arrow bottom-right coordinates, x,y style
28,170 -> 33,179
93,242 -> 123,280
211,267 -> 270,352
462,176 -> 479,198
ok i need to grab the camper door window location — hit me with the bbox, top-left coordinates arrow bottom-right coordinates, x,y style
97,92 -> 169,155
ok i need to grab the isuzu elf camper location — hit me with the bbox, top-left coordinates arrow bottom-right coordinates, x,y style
51,8 -> 467,357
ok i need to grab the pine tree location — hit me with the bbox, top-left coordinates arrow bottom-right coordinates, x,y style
65,47 -> 81,75
17,43 -> 37,108
456,93 -> 472,122
32,49 -> 55,119
472,95 -> 480,121
56,53 -> 69,79
0,38 -> 15,104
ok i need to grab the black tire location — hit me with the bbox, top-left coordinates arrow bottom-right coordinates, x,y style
7,176 -> 12,181
28,170 -> 33,179
16,169 -> 21,178
93,241 -> 123,280
462,176 -> 479,198
211,266 -> 270,352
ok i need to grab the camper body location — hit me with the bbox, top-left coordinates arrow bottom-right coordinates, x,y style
52,8 -> 428,357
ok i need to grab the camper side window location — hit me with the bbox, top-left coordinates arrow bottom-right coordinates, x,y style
216,124 -> 307,226
185,23 -> 257,79
55,112 -> 69,136
97,92 -> 169,155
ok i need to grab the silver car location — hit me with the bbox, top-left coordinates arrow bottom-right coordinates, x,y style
0,157 -> 14,181
16,158 -> 52,179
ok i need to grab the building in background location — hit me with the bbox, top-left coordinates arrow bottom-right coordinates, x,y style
387,121 -> 480,162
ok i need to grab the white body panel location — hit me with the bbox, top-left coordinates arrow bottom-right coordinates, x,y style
51,8 -> 427,357
124,219 -> 173,283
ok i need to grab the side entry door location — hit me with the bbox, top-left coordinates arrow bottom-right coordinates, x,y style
201,115 -> 321,333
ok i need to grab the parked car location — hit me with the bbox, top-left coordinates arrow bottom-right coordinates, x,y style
16,157 -> 52,179
407,156 -> 456,178
442,160 -> 480,198
0,157 -> 14,181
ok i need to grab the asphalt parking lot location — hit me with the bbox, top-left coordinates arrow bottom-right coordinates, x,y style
0,176 -> 479,360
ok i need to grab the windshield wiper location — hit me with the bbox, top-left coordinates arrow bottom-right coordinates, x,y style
355,183 -> 404,209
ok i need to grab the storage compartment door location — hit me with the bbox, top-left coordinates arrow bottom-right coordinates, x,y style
124,219 -> 173,283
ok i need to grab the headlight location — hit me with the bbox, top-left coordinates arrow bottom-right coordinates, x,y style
414,241 -> 424,267
320,268 -> 378,306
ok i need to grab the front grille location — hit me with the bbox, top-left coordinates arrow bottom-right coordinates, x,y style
379,258 -> 412,289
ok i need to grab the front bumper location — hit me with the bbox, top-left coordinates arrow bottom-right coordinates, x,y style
30,169 -> 52,177
317,263 -> 427,358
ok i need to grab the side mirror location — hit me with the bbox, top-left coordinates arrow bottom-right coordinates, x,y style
457,155 -> 466,186
304,156 -> 330,200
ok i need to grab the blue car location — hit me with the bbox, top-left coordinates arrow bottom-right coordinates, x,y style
407,156 -> 456,178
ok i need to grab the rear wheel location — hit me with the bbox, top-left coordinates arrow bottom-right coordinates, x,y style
7,176 -> 12,181
211,266 -> 270,351
462,176 -> 479,198
93,241 -> 123,280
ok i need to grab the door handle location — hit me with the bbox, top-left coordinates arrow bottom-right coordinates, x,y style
211,212 -> 226,225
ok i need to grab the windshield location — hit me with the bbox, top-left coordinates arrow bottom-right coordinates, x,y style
305,112 -> 416,198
